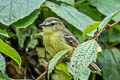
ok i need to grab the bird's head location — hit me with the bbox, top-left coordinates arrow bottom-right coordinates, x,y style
39,17 -> 65,33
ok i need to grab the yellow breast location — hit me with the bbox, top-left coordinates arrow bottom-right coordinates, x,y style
43,31 -> 72,57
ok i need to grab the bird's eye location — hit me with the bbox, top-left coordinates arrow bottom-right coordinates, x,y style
50,23 -> 55,26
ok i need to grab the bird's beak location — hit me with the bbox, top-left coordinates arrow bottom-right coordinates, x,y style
39,23 -> 46,27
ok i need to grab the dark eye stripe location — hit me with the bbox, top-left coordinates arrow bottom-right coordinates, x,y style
50,23 -> 55,26
45,23 -> 55,26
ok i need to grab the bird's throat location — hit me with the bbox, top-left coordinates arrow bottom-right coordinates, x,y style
43,27 -> 54,34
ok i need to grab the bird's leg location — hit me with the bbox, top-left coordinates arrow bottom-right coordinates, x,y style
70,46 -> 77,53
62,55 -> 70,62
62,47 -> 76,62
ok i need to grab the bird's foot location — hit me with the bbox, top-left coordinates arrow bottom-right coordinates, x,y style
62,55 -> 70,62
70,47 -> 76,53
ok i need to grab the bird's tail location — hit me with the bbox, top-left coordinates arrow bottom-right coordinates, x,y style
88,61 -> 101,72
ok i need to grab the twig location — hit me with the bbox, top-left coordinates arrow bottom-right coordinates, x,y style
93,20 -> 120,40
24,68 -> 27,79
109,21 -> 120,27
35,71 -> 47,80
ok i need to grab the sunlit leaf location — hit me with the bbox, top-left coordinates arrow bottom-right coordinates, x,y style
56,63 -> 71,76
52,70 -> 72,80
0,39 -> 21,68
83,21 -> 100,38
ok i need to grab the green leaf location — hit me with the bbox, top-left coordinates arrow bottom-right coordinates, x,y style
98,49 -> 120,80
78,3 -> 102,21
109,28 -> 120,42
56,63 -> 71,76
79,68 -> 91,80
68,39 -> 99,79
108,28 -> 113,42
0,30 -> 10,38
88,0 -> 120,21
56,0 -> 75,5
0,23 -> 8,29
108,25 -> 120,42
0,53 -> 6,73
83,21 -> 100,38
52,70 -> 72,80
16,24 -> 38,49
45,1 -> 94,36
99,30 -> 109,42
7,32 -> 16,38
0,0 -> 45,25
66,24 -> 84,43
48,50 -> 68,74
113,24 -> 120,31
35,32 -> 44,38
0,72 -> 13,80
43,7 -> 58,18
27,25 -> 38,49
13,9 -> 40,28
27,39 -> 38,49
98,11 -> 120,31
111,48 -> 120,67
0,39 -> 21,68
16,28 -> 27,48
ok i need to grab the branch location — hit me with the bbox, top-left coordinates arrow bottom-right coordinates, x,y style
93,20 -> 120,40
35,71 -> 47,80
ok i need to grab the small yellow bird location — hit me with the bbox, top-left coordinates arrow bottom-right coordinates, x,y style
39,17 -> 101,72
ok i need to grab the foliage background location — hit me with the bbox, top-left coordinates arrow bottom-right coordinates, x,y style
0,0 -> 120,80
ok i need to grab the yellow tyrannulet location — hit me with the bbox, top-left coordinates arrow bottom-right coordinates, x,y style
39,17 -> 101,72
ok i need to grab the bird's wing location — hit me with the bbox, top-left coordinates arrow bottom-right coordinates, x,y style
62,28 -> 101,72
62,28 -> 79,47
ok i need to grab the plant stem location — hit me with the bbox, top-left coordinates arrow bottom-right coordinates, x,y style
92,73 -> 96,80
93,20 -> 120,40
35,71 -> 47,80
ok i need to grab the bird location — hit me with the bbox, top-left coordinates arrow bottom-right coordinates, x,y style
39,17 -> 101,72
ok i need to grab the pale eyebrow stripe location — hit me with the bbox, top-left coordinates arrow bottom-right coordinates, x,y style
51,20 -> 58,23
